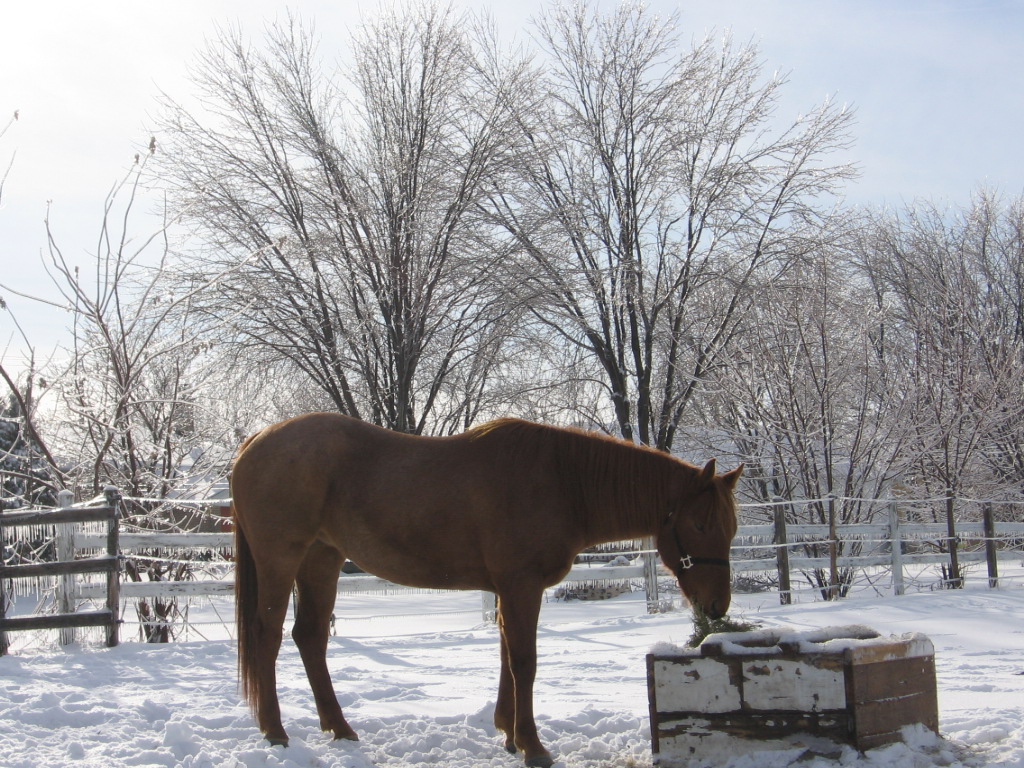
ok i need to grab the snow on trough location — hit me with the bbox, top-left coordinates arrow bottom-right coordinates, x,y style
1,584 -> 1023,768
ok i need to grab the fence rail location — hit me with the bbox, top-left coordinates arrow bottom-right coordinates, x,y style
72,515 -> 1024,603
3,490 -> 1024,649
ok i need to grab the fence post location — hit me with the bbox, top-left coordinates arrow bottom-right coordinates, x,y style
0,511 -> 7,655
773,498 -> 791,606
56,489 -> 76,646
642,535 -> 660,613
889,501 -> 905,596
983,502 -> 999,589
944,494 -> 963,588
481,591 -> 497,623
103,487 -> 122,648
827,493 -> 840,600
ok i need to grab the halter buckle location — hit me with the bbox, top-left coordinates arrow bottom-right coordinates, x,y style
679,553 -> 694,570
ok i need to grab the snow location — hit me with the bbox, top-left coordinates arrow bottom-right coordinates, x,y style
666,624 -> 937,659
1,583 -> 1023,768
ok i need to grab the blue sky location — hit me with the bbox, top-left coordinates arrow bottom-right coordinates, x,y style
2,0 -> 1023,366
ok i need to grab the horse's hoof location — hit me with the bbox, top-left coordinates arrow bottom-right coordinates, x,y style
525,752 -> 554,768
503,736 -> 517,754
265,736 -> 289,748
331,730 -> 359,742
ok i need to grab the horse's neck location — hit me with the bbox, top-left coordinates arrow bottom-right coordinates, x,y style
583,499 -> 664,547
572,450 -> 679,547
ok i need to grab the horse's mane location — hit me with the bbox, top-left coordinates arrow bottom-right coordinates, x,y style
468,418 -> 706,534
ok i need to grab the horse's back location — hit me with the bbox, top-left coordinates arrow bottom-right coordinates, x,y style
230,413 -> 582,591
231,414 -> 479,566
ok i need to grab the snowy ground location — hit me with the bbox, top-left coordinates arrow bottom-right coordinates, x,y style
1,579 -> 1023,768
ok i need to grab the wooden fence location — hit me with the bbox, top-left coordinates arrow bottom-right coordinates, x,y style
0,489 -> 121,654
65,503 -> 1024,608
2,492 -> 1023,648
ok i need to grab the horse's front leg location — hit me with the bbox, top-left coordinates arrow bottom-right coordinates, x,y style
496,588 -> 552,768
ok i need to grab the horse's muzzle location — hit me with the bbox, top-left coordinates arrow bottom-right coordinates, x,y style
704,599 -> 727,620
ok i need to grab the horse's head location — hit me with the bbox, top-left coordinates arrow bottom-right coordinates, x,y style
658,459 -> 742,619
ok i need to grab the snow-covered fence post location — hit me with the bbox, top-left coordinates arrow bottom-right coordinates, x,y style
773,498 -> 791,605
102,487 -> 122,648
642,535 -> 660,612
55,489 -> 76,646
889,501 -> 904,596
481,591 -> 497,622
0,515 -> 7,655
827,492 -> 839,600
983,503 -> 998,589
943,494 -> 963,588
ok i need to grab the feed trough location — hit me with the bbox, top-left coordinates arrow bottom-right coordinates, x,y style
647,625 -> 938,765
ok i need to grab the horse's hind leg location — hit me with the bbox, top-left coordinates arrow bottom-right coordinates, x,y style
293,540 -> 358,742
251,553 -> 305,746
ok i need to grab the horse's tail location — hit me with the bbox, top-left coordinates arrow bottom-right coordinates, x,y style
232,428 -> 265,713
234,509 -> 261,713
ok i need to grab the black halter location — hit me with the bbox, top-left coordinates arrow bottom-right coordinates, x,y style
666,513 -> 731,571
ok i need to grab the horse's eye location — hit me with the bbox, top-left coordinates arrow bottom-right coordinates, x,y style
694,521 -> 706,534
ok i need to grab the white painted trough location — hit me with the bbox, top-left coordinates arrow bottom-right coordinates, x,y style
647,625 -> 938,765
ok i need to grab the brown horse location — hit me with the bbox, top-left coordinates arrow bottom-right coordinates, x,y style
231,413 -> 741,768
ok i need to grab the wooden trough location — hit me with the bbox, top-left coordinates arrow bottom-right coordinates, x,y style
647,625 -> 938,765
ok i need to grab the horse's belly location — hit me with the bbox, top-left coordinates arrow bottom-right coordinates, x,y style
319,504 -> 496,591
345,550 -> 493,593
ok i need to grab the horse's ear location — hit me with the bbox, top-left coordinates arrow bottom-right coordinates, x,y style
722,464 -> 744,490
699,458 -> 717,487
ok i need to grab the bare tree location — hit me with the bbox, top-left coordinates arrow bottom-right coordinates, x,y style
18,158 -> 228,498
966,193 -> 1024,496
0,326 -> 64,507
858,192 -> 1024,583
158,8 -> 529,434
1,108 -> 66,506
711,230 -> 915,597
490,3 -> 856,449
